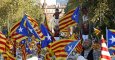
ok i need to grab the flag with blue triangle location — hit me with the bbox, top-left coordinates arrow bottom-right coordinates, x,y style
40,24 -> 52,48
106,29 -> 115,55
107,29 -> 115,48
71,6 -> 80,23
16,15 -> 29,36
65,40 -> 80,57
26,19 -> 40,40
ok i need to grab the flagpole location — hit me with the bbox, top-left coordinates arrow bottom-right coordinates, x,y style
22,44 -> 26,60
106,27 -> 108,47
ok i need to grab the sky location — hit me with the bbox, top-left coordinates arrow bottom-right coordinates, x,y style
41,0 -> 68,5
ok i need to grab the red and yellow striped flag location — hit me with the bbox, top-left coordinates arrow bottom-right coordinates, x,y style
0,32 -> 6,53
75,40 -> 83,54
59,9 -> 77,31
45,52 -> 52,60
48,39 -> 74,60
10,21 -> 28,43
10,16 -> 45,43
2,38 -> 16,60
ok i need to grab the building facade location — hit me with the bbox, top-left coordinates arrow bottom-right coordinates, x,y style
42,0 -> 66,21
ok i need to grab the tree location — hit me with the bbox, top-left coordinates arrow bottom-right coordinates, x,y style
0,0 -> 44,28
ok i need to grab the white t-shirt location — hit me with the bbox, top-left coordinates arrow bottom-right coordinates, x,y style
77,55 -> 87,60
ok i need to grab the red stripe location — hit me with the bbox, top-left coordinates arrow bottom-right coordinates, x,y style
60,21 -> 76,30
11,32 -> 19,36
51,40 -> 73,47
0,47 -> 5,51
101,55 -> 111,60
101,39 -> 106,43
59,10 -> 74,23
0,35 -> 6,40
0,41 -> 6,45
33,24 -> 38,28
10,22 -> 20,32
59,19 -> 73,26
101,47 -> 108,51
9,56 -> 15,60
6,44 -> 10,49
65,9 -> 74,15
0,32 -> 2,34
47,45 -> 50,48
28,16 -> 38,24
14,35 -> 25,40
56,54 -> 67,57
46,53 -> 52,60
52,45 -> 66,50
54,49 -> 65,53
59,15 -> 72,23
37,30 -> 42,34
37,30 -> 45,39
40,35 -> 44,39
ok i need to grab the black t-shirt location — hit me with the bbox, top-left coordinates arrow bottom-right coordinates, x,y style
53,12 -> 61,19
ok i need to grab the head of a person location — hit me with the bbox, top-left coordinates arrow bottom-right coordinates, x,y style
83,39 -> 92,50
55,8 -> 59,12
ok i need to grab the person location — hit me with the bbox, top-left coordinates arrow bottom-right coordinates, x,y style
53,8 -> 62,19
53,8 -> 62,25
81,39 -> 94,60
54,25 -> 60,37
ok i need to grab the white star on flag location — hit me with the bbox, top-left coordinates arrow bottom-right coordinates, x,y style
74,14 -> 77,18
28,28 -> 33,33
18,27 -> 23,32
46,33 -> 51,41
110,36 -> 115,43
26,48 -> 29,50
68,45 -> 72,51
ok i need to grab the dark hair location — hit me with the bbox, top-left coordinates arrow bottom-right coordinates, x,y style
55,8 -> 59,11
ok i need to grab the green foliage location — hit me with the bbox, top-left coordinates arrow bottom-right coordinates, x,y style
0,0 -> 43,28
65,0 -> 79,13
65,0 -> 115,39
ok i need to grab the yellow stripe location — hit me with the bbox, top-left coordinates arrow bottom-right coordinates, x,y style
0,49 -> 4,53
16,37 -> 28,43
6,51 -> 16,60
0,44 -> 5,47
62,8 -> 75,16
55,52 -> 67,56
59,18 -> 72,25
10,21 -> 20,34
0,34 -> 6,38
11,34 -> 23,38
51,39 -> 73,45
2,53 -> 8,57
56,57 -> 66,60
60,23 -> 76,31
0,39 -> 6,43
110,29 -> 115,32
60,12 -> 73,21
53,47 -> 65,52
59,21 -> 76,29
51,42 -> 71,49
